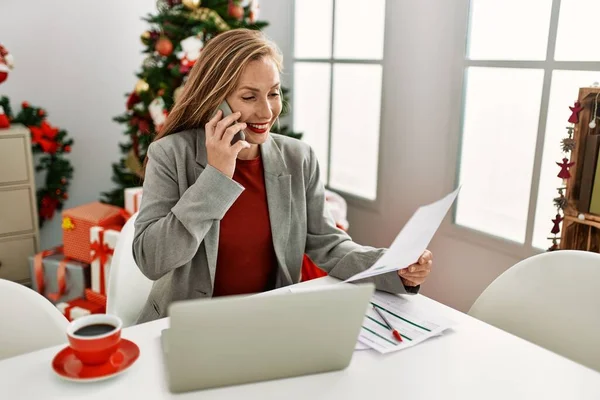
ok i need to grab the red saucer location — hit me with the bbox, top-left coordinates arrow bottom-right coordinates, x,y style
52,339 -> 140,382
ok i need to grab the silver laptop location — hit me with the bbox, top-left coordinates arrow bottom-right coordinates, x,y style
161,283 -> 374,393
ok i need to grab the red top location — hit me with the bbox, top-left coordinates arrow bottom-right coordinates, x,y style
213,156 -> 278,297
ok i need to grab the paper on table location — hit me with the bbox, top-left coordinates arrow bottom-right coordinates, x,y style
289,285 -> 453,353
354,341 -> 371,351
358,290 -> 455,354
344,186 -> 461,283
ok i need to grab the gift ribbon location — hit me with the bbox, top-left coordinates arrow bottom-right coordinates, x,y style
34,246 -> 61,294
119,208 -> 132,222
33,246 -> 70,301
46,257 -> 70,302
90,229 -> 114,295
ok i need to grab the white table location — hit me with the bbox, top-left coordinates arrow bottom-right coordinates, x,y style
2,276 -> 600,399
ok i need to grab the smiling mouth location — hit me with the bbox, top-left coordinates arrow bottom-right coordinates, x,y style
245,122 -> 270,134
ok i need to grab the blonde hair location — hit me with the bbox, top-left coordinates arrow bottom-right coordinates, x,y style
154,28 -> 283,142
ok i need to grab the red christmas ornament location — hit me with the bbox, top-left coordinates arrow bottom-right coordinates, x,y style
228,1 -> 244,19
568,101 -> 583,124
21,101 -> 29,108
63,145 -> 71,153
551,214 -> 563,235
38,109 -> 45,117
60,177 -> 67,184
62,192 -> 69,200
556,157 -> 575,179
156,37 -> 174,56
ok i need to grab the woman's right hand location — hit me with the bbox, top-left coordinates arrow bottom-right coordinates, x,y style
205,110 -> 250,178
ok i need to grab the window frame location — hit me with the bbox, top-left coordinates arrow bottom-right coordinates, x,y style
451,0 -> 600,255
289,0 -> 388,209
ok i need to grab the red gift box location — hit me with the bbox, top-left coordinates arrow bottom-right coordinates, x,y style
61,201 -> 125,263
85,288 -> 107,308
124,187 -> 143,216
56,298 -> 105,322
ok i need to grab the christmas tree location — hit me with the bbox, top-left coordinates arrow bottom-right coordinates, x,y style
101,0 -> 300,207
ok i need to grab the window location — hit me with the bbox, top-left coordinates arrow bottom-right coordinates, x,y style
292,0 -> 386,201
456,0 -> 600,249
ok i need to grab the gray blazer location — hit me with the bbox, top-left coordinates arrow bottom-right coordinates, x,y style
133,129 -> 417,324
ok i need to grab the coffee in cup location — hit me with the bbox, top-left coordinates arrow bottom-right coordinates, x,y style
66,314 -> 123,365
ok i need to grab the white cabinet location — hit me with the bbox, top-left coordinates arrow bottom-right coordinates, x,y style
0,124 -> 40,284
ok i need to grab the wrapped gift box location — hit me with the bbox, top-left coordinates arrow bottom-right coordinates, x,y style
29,247 -> 91,304
85,288 -> 107,308
90,226 -> 121,295
56,298 -> 105,321
124,187 -> 143,216
62,201 -> 125,263
325,189 -> 349,231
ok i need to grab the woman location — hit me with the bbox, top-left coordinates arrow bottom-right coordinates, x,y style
133,28 -> 433,324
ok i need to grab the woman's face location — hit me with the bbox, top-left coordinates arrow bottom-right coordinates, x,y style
226,57 -> 282,148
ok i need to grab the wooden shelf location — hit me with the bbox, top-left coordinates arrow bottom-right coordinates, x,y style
564,215 -> 600,229
559,87 -> 600,252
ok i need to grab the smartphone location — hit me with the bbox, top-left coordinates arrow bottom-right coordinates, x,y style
215,100 -> 245,145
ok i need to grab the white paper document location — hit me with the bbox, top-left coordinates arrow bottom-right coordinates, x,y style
344,186 -> 461,283
353,341 -> 371,351
358,290 -> 455,354
289,286 -> 455,353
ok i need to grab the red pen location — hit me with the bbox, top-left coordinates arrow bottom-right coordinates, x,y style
373,305 -> 403,342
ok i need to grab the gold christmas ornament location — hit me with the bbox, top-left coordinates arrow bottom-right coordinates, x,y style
174,85 -> 185,102
135,79 -> 150,94
182,0 -> 201,9
140,31 -> 151,45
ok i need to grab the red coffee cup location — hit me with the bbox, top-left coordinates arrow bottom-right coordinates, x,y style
66,314 -> 123,365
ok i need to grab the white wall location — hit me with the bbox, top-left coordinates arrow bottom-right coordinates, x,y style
0,0 -> 527,312
0,0 -> 157,250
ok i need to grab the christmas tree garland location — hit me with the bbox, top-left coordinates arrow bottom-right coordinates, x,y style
0,96 -> 74,227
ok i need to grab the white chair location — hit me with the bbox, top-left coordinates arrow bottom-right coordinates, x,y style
0,279 -> 69,360
468,250 -> 600,372
106,212 -> 153,328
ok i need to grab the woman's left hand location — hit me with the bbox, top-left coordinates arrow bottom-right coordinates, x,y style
398,249 -> 433,287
